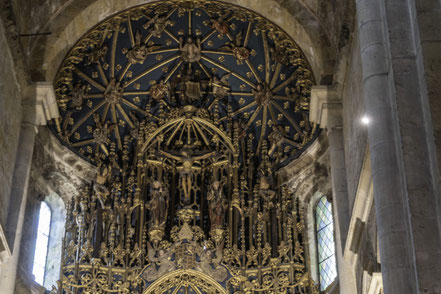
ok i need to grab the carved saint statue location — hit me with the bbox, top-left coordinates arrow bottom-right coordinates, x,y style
143,242 -> 176,282
207,180 -> 226,230
160,148 -> 216,203
148,180 -> 169,229
93,163 -> 110,208
180,37 -> 201,63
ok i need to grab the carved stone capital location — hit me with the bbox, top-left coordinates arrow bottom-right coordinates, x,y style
309,86 -> 342,129
22,82 -> 59,126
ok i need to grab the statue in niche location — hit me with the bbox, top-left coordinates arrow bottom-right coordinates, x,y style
207,180 -> 226,230
143,242 -> 176,282
179,37 -> 201,63
195,245 -> 228,282
126,31 -> 159,64
93,163 -> 110,208
211,73 -> 231,99
143,14 -> 172,37
210,11 -> 230,35
149,79 -> 171,101
159,148 -> 217,204
86,45 -> 108,65
148,180 -> 169,229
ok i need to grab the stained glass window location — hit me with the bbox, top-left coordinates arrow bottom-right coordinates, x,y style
32,201 -> 51,285
315,196 -> 337,291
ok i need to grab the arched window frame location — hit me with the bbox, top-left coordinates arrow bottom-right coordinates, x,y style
314,195 -> 337,291
31,193 -> 66,290
32,201 -> 51,286
305,191 -> 338,292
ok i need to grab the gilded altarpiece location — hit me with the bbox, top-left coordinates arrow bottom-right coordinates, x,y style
48,1 -> 319,293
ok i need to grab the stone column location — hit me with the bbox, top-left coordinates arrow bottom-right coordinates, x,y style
0,83 -> 59,293
357,0 -> 441,293
310,86 -> 356,294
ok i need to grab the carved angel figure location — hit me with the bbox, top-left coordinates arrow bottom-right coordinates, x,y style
149,79 -> 171,101
126,31 -> 149,64
143,14 -> 172,37
148,180 -> 169,229
69,83 -> 88,109
104,79 -> 123,105
86,46 -> 108,65
92,114 -> 115,145
195,246 -> 228,282
220,31 -> 249,64
142,242 -> 176,282
210,11 -> 230,35
180,37 -> 201,63
211,74 -> 231,98
207,180 -> 226,230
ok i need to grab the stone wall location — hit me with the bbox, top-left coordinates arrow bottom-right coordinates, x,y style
0,15 -> 23,232
341,31 -> 367,210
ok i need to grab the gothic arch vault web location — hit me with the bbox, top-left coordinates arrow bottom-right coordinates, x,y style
49,0 -> 320,293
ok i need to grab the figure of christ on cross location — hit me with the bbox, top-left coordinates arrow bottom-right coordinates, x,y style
159,148 -> 217,203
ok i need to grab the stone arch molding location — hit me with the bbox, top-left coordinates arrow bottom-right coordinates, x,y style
29,0 -> 334,83
143,269 -> 228,294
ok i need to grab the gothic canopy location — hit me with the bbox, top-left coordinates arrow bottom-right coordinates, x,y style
50,0 -> 316,167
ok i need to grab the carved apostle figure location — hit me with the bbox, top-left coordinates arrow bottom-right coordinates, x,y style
180,37 -> 201,63
148,181 -> 169,229
207,180 -> 226,230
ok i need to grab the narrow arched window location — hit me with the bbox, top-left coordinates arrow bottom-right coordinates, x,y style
32,201 -> 51,285
315,196 -> 337,291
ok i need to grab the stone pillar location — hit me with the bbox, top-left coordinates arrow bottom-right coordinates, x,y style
0,83 -> 59,293
356,0 -> 441,293
310,86 -> 356,294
